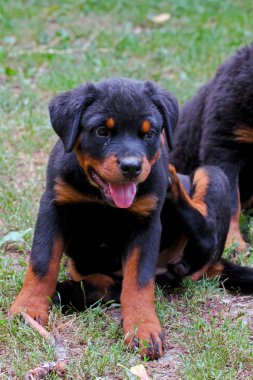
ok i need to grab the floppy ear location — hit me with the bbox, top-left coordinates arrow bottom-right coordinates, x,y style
145,82 -> 178,150
48,83 -> 97,152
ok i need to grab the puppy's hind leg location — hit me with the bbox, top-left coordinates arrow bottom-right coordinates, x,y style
167,165 -> 230,277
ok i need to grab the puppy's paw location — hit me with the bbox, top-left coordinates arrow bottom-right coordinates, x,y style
123,314 -> 164,360
9,292 -> 49,325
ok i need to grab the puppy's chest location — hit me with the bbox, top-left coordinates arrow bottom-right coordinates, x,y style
58,203 -> 140,244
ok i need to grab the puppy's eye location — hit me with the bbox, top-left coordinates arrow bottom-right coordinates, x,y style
145,130 -> 156,139
96,127 -> 110,137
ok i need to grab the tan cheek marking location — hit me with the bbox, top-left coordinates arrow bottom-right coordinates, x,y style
100,154 -> 122,179
140,157 -> 151,182
106,117 -> 115,129
149,149 -> 161,166
234,126 -> 253,143
142,120 -> 151,133
74,149 -> 101,175
74,150 -> 122,184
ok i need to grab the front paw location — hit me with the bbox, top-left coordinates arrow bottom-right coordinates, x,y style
123,314 -> 164,360
9,292 -> 49,325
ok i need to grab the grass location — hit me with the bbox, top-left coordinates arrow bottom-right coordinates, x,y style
175,280 -> 253,379
1,0 -> 253,378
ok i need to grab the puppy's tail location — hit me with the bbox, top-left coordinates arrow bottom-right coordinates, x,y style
214,259 -> 253,293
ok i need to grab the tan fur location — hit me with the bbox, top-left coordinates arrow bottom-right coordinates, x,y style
169,165 -> 208,217
121,247 -> 163,358
10,237 -> 64,324
234,126 -> 253,143
106,117 -> 115,129
54,178 -> 101,204
141,120 -> 151,133
225,187 -> 247,252
129,195 -> 158,217
190,262 -> 225,281
157,236 -> 188,266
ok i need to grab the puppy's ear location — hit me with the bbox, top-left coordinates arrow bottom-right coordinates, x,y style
49,83 -> 97,152
145,82 -> 178,150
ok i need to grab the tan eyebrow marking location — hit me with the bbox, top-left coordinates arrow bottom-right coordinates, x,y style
141,120 -> 151,133
106,117 -> 115,129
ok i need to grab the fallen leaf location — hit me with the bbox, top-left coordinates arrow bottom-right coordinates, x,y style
130,364 -> 150,380
151,13 -> 171,24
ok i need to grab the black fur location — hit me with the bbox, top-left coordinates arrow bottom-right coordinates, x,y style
171,43 -> 253,218
220,259 -> 253,293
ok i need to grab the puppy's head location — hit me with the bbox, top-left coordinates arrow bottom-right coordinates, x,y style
49,78 -> 178,208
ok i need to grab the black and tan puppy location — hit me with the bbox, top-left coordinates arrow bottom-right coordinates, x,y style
171,43 -> 253,252
10,78 -> 238,359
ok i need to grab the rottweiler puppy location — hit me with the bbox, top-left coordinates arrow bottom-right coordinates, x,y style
10,78 -> 242,360
170,43 -> 253,252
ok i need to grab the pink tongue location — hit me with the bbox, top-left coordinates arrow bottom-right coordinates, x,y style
108,183 -> 137,208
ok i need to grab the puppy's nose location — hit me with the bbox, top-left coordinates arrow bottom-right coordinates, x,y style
119,158 -> 142,179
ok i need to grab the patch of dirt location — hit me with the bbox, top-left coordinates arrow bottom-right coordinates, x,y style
147,343 -> 185,380
221,294 -> 253,327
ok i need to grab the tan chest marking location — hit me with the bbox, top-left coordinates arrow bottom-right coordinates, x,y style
129,195 -> 158,217
54,178 -> 102,204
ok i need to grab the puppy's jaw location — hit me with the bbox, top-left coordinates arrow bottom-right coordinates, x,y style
73,150 -> 136,207
73,144 -> 161,208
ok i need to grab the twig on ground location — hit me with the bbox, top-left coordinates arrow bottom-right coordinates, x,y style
22,312 -> 67,380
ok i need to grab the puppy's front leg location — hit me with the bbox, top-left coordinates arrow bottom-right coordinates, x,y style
121,218 -> 163,359
10,193 -> 64,325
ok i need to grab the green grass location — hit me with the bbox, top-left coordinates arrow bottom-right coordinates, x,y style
1,0 -> 253,378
